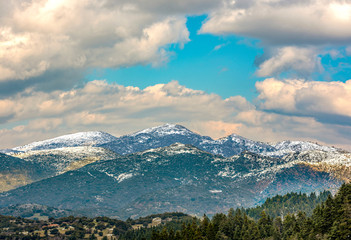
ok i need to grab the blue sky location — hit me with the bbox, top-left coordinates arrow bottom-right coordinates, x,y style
1,0 -> 351,150
86,14 -> 351,100
87,15 -> 264,100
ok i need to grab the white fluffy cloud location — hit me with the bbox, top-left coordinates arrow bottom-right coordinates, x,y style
0,0 -> 206,86
0,80 -> 241,147
200,0 -> 351,77
256,78 -> 351,124
2,0 -> 349,84
256,47 -> 323,77
201,0 -> 351,45
1,80 -> 351,151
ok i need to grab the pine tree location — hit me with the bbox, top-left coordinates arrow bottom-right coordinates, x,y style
329,195 -> 351,240
206,223 -> 216,240
200,214 -> 210,237
257,211 -> 273,238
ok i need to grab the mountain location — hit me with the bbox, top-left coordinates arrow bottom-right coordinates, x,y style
0,123 -> 346,218
0,144 -> 341,219
267,140 -> 338,157
13,146 -> 120,175
96,124 -> 216,155
0,153 -> 52,192
97,124 -> 338,157
12,131 -> 117,152
0,147 -> 120,193
7,124 -> 339,158
282,150 -> 351,183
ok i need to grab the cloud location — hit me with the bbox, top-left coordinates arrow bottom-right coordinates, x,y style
256,78 -> 351,125
256,47 -> 323,77
200,0 -> 351,45
0,80 -> 240,147
1,80 -> 351,151
200,0 -> 351,77
213,43 -> 226,51
0,0 -> 202,92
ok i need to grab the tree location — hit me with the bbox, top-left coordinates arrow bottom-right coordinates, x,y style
50,228 -> 59,235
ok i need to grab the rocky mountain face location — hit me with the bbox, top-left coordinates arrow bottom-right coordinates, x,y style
0,124 -> 348,219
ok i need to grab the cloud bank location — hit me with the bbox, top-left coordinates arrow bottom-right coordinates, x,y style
1,80 -> 351,150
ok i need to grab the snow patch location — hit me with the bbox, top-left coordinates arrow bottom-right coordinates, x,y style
116,173 -> 134,183
209,189 -> 222,193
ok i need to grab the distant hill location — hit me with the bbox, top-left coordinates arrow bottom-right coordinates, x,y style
0,204 -> 78,220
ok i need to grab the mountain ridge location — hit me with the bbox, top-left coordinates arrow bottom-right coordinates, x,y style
12,131 -> 117,152
4,124 -> 341,157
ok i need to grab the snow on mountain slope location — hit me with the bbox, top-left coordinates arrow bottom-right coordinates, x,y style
266,140 -> 338,157
13,131 -> 117,152
283,150 -> 351,166
96,124 -> 275,157
131,123 -> 197,137
97,124 -> 214,155
12,146 -> 120,174
282,150 -> 351,183
209,134 -> 276,156
141,143 -> 206,156
8,123 -> 343,158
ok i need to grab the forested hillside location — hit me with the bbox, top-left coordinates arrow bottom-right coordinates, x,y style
245,191 -> 331,220
0,183 -> 350,239
124,183 -> 351,240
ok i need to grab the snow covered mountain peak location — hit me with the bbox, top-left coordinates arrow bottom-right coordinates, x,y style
130,123 -> 199,137
13,131 -> 117,152
8,124 -> 342,157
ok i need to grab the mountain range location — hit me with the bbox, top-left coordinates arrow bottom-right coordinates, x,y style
4,124 -> 338,157
0,124 -> 349,219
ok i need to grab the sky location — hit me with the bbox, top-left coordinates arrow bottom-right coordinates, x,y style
1,0 -> 351,150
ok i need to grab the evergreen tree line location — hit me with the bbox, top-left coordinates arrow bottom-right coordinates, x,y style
245,191 -> 331,220
122,183 -> 351,240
